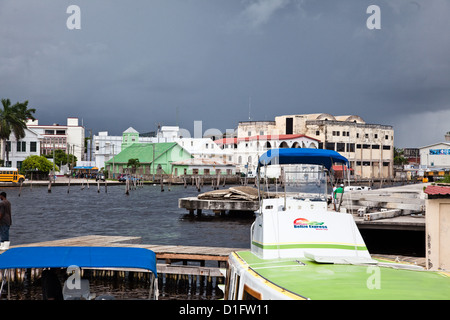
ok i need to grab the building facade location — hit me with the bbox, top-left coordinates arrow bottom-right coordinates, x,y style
215,133 -> 320,175
104,142 -> 192,178
237,114 -> 394,179
26,117 -> 85,162
4,128 -> 42,170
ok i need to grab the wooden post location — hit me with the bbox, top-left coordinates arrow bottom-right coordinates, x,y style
67,173 -> 71,193
48,174 -> 52,193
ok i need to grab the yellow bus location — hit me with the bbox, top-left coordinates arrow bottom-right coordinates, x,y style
0,167 -> 25,183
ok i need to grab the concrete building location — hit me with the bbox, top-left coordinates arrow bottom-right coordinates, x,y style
175,137 -> 231,161
424,185 -> 450,271
4,128 -> 42,170
419,142 -> 450,169
215,133 -> 319,175
171,158 -> 236,176
26,117 -> 85,162
237,114 -> 395,179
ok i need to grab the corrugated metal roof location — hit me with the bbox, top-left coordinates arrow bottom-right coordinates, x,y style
105,142 -> 189,164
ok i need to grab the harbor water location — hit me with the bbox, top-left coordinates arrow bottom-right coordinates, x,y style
2,183 -> 253,300
1,182 -> 425,299
8,183 -> 253,248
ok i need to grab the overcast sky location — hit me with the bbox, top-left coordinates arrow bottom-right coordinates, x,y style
1,0 -> 449,147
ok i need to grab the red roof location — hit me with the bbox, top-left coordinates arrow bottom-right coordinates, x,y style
215,134 -> 319,145
332,165 -> 353,171
424,185 -> 450,196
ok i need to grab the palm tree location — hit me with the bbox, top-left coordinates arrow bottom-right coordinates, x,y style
126,158 -> 141,174
0,99 -> 36,162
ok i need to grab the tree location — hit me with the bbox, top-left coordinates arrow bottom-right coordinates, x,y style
394,147 -> 408,166
44,149 -> 77,166
126,158 -> 140,174
0,98 -> 36,161
22,155 -> 58,174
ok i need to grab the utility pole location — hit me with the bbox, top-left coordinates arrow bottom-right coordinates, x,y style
53,142 -> 56,183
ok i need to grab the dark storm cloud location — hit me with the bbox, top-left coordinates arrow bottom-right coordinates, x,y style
0,0 -> 449,146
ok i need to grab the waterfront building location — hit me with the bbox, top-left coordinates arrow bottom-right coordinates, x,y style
274,114 -> 394,179
175,137 -> 232,161
236,114 -> 394,179
419,133 -> 450,170
93,126 -> 180,170
215,133 -> 319,175
3,128 -> 42,170
419,138 -> 450,181
104,142 -> 192,178
171,158 -> 236,176
26,118 -> 85,162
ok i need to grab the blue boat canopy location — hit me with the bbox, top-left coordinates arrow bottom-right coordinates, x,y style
257,148 -> 349,171
0,247 -> 157,276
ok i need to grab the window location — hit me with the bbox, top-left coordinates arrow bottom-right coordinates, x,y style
316,131 -> 320,136
285,118 -> 293,134
346,143 -> 355,153
55,130 -> 66,135
45,130 -> 54,135
325,142 -> 335,150
336,143 -> 345,152
16,141 -> 26,152
372,144 -> 380,149
382,145 -> 391,150
30,142 -> 37,152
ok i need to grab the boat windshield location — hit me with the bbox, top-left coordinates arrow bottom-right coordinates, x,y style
283,164 -> 328,201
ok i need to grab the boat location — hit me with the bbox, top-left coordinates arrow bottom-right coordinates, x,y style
224,148 -> 450,300
0,246 -> 158,300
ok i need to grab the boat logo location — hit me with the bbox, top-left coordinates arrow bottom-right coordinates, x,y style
293,218 -> 328,230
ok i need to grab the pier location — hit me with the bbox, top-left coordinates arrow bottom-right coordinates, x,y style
10,235 -> 243,278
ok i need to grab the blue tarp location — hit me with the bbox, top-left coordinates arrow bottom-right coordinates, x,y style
0,246 -> 157,276
258,148 -> 349,171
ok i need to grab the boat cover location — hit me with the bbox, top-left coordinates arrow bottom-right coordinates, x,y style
258,148 -> 349,171
0,246 -> 157,276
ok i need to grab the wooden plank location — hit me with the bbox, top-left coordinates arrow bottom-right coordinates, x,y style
157,264 -> 223,277
11,236 -> 245,263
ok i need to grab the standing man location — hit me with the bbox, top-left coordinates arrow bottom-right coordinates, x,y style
334,184 -> 344,211
0,192 -> 12,250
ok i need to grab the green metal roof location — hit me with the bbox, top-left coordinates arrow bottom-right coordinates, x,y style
105,143 -> 182,164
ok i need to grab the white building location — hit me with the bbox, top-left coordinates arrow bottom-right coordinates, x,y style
215,134 -> 320,176
4,128 -> 42,170
26,118 -> 85,162
175,137 -> 231,161
419,142 -> 450,169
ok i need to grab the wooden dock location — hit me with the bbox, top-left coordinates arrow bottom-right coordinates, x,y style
9,235 -> 246,277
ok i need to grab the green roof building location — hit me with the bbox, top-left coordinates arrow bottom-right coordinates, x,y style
105,142 -> 192,178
